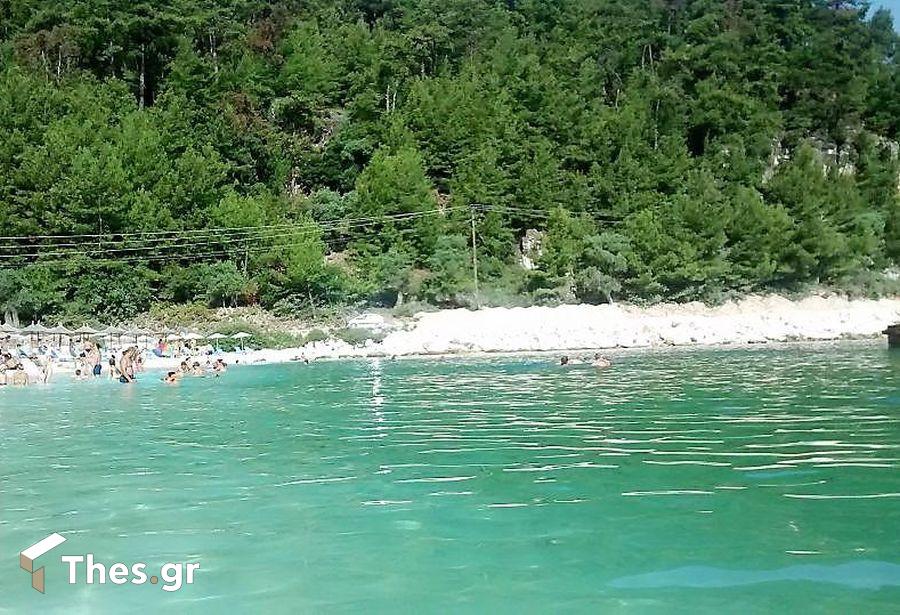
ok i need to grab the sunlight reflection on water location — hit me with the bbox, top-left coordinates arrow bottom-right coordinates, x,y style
1,342 -> 898,612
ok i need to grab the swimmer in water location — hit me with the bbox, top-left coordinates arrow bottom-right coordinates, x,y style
162,371 -> 181,384
560,355 -> 584,366
591,353 -> 611,368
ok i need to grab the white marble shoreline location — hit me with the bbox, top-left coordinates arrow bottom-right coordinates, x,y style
138,294 -> 900,369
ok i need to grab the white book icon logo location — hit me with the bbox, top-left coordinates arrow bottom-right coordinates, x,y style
20,533 -> 67,593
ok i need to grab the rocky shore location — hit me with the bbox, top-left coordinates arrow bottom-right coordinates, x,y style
374,295 -> 900,355
143,294 -> 900,369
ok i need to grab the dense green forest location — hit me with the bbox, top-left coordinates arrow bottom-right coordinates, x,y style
0,0 -> 898,323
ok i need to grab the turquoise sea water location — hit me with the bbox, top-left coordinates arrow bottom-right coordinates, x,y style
1,343 -> 899,613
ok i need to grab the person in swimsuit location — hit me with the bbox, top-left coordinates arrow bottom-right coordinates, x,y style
118,347 -> 137,383
40,355 -> 54,383
1,352 -> 21,385
560,355 -> 584,366
83,342 -> 101,377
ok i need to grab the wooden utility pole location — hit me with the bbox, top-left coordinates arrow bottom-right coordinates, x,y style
470,204 -> 480,308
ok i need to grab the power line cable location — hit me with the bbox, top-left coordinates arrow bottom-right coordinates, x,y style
0,213 -> 452,268
0,208 -> 468,258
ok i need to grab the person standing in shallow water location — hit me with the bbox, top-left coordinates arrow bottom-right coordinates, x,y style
88,342 -> 102,377
108,352 -> 118,379
118,347 -> 137,383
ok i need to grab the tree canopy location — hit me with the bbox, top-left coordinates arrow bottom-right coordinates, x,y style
0,0 -> 897,322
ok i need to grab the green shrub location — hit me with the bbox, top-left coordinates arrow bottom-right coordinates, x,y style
148,302 -> 216,327
210,322 -> 304,350
829,272 -> 900,299
334,327 -> 384,346
392,300 -> 438,318
302,328 -> 329,344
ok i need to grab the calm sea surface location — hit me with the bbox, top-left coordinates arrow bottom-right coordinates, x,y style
1,343 -> 899,613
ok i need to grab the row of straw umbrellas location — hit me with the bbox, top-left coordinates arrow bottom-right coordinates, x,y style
0,322 -> 252,350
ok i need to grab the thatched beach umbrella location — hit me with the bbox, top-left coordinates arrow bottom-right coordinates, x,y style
73,324 -> 98,342
0,322 -> 19,350
98,325 -> 126,348
48,324 -> 73,346
22,322 -> 50,343
130,328 -> 154,349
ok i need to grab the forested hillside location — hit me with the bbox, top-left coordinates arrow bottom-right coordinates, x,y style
0,0 -> 898,322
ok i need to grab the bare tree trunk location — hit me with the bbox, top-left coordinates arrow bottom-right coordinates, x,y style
210,33 -> 218,73
5,308 -> 19,327
653,100 -> 660,149
139,43 -> 146,108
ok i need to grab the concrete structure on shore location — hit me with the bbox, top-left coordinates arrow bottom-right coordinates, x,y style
886,324 -> 900,349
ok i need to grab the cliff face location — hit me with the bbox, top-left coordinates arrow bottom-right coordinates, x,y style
518,230 -> 544,271
764,133 -> 900,185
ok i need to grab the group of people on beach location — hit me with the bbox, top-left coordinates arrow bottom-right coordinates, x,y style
0,351 -> 28,385
0,334 -> 230,386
